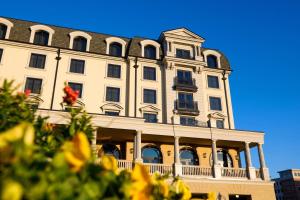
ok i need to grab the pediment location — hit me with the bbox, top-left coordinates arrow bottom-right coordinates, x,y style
100,103 -> 123,111
208,112 -> 226,119
162,28 -> 205,41
139,105 -> 160,113
26,95 -> 44,103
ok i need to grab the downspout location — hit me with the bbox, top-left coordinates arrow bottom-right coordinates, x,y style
133,57 -> 138,117
50,48 -> 61,110
222,69 -> 231,129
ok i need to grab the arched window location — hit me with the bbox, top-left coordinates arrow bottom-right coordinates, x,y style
100,143 -> 120,159
33,30 -> 49,46
217,150 -> 233,167
73,36 -> 87,52
144,45 -> 156,59
109,42 -> 122,57
180,147 -> 199,165
142,145 -> 162,163
207,55 -> 218,68
0,24 -> 7,39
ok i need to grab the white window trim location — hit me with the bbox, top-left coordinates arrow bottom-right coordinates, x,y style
69,31 -> 92,51
202,50 -> 221,68
140,40 -> 160,59
29,25 -> 55,46
0,18 -> 14,39
105,37 -> 126,57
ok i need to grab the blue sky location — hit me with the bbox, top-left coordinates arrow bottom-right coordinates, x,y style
2,0 -> 299,177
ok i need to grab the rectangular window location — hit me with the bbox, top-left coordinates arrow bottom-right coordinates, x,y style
209,97 -> 222,111
25,77 -> 42,94
29,53 -> 46,69
0,48 -> 3,63
180,116 -> 196,126
68,82 -> 83,98
207,75 -> 219,88
70,59 -> 85,74
144,113 -> 157,123
176,49 -> 191,59
105,111 -> 119,116
177,70 -> 192,84
107,64 -> 121,78
143,66 -> 156,80
143,89 -> 156,104
178,92 -> 194,109
106,87 -> 120,102
216,120 -> 224,129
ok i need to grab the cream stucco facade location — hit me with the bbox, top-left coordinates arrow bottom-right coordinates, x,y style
0,17 -> 275,200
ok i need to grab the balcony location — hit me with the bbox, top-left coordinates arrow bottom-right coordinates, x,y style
174,100 -> 200,116
173,77 -> 198,92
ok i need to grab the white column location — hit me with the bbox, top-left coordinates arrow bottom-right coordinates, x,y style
245,142 -> 256,180
92,129 -> 98,157
258,143 -> 270,180
135,130 -> 143,163
212,140 -> 221,178
173,136 -> 182,176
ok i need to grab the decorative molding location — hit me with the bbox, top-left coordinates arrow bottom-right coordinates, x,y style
69,31 -> 92,51
100,103 -> 123,112
0,17 -> 14,39
29,25 -> 55,45
105,37 -> 126,57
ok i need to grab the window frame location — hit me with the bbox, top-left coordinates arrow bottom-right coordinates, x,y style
33,30 -> 50,46
29,25 -> 54,46
144,45 -> 157,59
0,18 -> 14,39
209,96 -> 222,111
143,89 -> 157,104
68,82 -> 83,99
180,116 -> 197,126
0,48 -> 3,64
105,37 -> 126,57
105,86 -> 121,102
69,59 -> 85,74
107,64 -> 121,78
72,36 -> 88,52
216,119 -> 224,129
105,111 -> 120,116
207,55 -> 218,69
143,113 -> 158,123
0,24 -> 7,40
207,75 -> 220,89
25,77 -> 43,95
143,66 -> 156,81
69,31 -> 92,52
109,42 -> 123,57
176,48 -> 191,59
29,53 -> 47,69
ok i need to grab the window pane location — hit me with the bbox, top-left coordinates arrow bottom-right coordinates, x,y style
68,82 -> 83,98
109,43 -> 122,57
177,70 -> 192,84
180,117 -> 196,126
143,89 -> 156,104
107,64 -> 121,78
102,144 -> 120,159
106,87 -> 120,102
176,49 -> 190,59
70,59 -> 85,74
209,97 -> 222,111
142,146 -> 162,163
105,111 -> 119,116
180,149 -> 198,165
73,37 -> 87,52
25,78 -> 42,94
216,120 -> 224,129
207,75 -> 219,88
0,49 -> 3,63
144,113 -> 157,123
144,45 -> 156,59
33,31 -> 49,46
0,24 -> 7,39
207,55 -> 218,68
143,67 -> 156,80
29,53 -> 46,69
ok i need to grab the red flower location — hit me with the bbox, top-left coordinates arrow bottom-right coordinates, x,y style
63,85 -> 79,106
24,89 -> 31,97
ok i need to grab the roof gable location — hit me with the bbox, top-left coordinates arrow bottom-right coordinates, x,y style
162,28 -> 205,41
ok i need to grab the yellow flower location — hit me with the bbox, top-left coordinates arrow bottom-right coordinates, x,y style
174,179 -> 191,200
208,192 -> 216,200
0,122 -> 34,148
1,180 -> 23,200
130,164 -> 152,200
62,132 -> 91,172
100,155 -> 118,171
151,173 -> 169,198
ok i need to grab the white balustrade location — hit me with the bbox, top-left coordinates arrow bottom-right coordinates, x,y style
221,167 -> 247,178
117,160 -> 133,170
182,165 -> 212,177
143,163 -> 173,175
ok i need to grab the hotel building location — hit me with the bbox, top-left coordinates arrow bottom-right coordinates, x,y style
0,16 -> 275,200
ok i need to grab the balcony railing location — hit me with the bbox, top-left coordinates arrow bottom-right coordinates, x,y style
143,163 -> 173,175
173,77 -> 198,92
182,165 -> 213,177
117,160 -> 133,170
221,167 -> 247,179
175,100 -> 200,116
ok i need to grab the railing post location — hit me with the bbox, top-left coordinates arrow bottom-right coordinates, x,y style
135,130 -> 143,163
173,136 -> 182,176
212,140 -> 221,178
245,142 -> 256,180
258,143 -> 270,180
91,129 -> 98,157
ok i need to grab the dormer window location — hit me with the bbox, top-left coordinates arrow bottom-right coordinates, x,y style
176,49 -> 191,59
33,30 -> 49,46
109,42 -> 122,57
73,36 -> 87,52
0,24 -> 7,39
144,45 -> 156,59
207,55 -> 218,68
